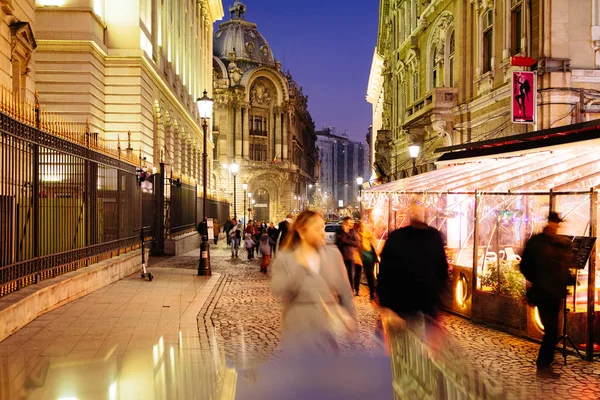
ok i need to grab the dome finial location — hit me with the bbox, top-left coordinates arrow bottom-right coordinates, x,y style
229,1 -> 246,20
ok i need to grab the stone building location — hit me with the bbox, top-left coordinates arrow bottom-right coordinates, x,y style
369,0 -> 600,181
35,0 -> 224,185
316,127 -> 370,210
0,0 -> 36,101
212,1 -> 317,223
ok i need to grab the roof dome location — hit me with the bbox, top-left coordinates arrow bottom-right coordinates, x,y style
214,1 -> 275,69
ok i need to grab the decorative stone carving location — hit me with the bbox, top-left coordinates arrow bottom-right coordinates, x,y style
260,45 -> 270,58
228,57 -> 243,86
245,41 -> 256,55
250,77 -> 273,106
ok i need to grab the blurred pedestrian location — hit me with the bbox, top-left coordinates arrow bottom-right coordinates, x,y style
224,218 -> 233,246
277,214 -> 293,251
268,222 -> 279,257
213,218 -> 220,245
520,212 -> 575,379
358,221 -> 378,300
229,218 -> 241,258
272,210 -> 356,356
259,229 -> 271,273
377,200 -> 448,319
335,217 -> 360,292
244,233 -> 256,260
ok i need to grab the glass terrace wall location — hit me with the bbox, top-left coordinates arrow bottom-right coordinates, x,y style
364,147 -> 600,360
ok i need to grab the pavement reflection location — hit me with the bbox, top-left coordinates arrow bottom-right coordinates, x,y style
3,335 -> 392,400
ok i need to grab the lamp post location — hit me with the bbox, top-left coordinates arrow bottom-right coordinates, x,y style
197,89 -> 214,276
248,192 -> 252,223
230,162 -> 239,219
242,183 -> 248,231
409,144 -> 420,176
356,176 -> 363,219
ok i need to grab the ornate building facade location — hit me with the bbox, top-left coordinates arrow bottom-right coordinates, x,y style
35,0 -> 223,186
0,0 -> 36,101
370,0 -> 600,181
212,2 -> 317,223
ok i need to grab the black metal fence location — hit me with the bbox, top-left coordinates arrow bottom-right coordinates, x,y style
0,95 -> 230,297
0,105 -> 142,297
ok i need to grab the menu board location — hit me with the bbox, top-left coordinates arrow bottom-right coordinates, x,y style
565,236 -> 596,270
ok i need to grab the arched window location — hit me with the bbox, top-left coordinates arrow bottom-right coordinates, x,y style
511,0 -> 523,55
482,9 -> 493,73
448,31 -> 455,87
432,47 -> 439,89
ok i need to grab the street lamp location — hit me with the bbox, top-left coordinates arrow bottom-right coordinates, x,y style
248,192 -> 253,222
230,161 -> 239,218
409,144 -> 420,176
242,183 -> 248,231
356,176 -> 364,219
196,89 -> 213,276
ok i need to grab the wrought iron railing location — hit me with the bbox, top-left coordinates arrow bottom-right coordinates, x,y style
0,89 -> 146,297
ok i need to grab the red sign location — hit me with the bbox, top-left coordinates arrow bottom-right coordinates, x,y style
512,71 -> 536,124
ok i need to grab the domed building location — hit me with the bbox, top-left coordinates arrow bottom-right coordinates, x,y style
212,1 -> 318,223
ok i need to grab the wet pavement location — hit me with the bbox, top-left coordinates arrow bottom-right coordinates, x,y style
0,241 -> 598,399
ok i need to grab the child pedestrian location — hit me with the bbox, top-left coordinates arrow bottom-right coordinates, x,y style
259,229 -> 271,273
244,233 -> 256,260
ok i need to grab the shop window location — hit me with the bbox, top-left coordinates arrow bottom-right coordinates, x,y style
511,0 -> 523,55
482,10 -> 493,74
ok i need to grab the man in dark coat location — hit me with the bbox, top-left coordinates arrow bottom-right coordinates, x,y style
520,212 -> 574,379
377,202 -> 449,319
277,214 -> 293,248
268,222 -> 279,257
224,218 -> 233,246
336,216 -> 360,292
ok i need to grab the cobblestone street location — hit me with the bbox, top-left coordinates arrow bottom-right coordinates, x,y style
151,243 -> 385,368
153,243 -> 600,399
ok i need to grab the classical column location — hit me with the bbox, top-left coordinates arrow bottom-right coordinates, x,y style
281,111 -> 288,161
242,105 -> 250,160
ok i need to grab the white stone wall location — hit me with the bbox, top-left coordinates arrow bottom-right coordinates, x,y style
1,0 -> 37,101
34,0 -> 223,181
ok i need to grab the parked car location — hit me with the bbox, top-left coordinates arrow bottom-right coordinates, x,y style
324,223 -> 340,245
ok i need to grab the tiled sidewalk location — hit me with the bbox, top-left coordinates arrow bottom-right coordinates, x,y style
0,267 -> 222,399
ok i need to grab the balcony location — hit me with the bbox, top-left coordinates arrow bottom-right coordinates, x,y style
250,129 -> 268,137
405,87 -> 458,126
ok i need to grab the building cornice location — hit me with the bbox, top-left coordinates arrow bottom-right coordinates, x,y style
367,47 -> 385,104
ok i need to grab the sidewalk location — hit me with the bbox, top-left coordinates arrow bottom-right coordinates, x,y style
0,266 -> 225,399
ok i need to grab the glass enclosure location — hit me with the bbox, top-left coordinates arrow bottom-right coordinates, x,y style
364,147 -> 600,356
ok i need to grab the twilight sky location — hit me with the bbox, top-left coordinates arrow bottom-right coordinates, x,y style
214,0 -> 379,143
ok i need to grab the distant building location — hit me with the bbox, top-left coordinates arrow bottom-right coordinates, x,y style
212,1 -> 317,222
316,127 -> 370,209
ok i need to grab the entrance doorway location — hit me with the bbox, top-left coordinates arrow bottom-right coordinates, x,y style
254,188 -> 269,222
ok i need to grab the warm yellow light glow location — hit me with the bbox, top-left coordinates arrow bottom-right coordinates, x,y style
37,0 -> 65,6
533,307 -> 545,331
93,0 -> 104,19
140,32 -> 153,58
455,276 -> 468,308
109,382 -> 117,400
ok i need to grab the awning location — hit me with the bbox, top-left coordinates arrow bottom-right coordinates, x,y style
366,146 -> 600,194
436,119 -> 600,164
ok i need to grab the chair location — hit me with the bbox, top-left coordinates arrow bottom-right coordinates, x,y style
504,247 -> 521,261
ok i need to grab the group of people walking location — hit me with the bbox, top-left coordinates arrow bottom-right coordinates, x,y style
221,204 -> 571,380
220,214 -> 293,273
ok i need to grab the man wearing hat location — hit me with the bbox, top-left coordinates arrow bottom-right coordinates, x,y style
520,211 -> 575,379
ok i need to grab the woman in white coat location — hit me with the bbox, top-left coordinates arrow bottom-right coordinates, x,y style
271,210 -> 357,356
